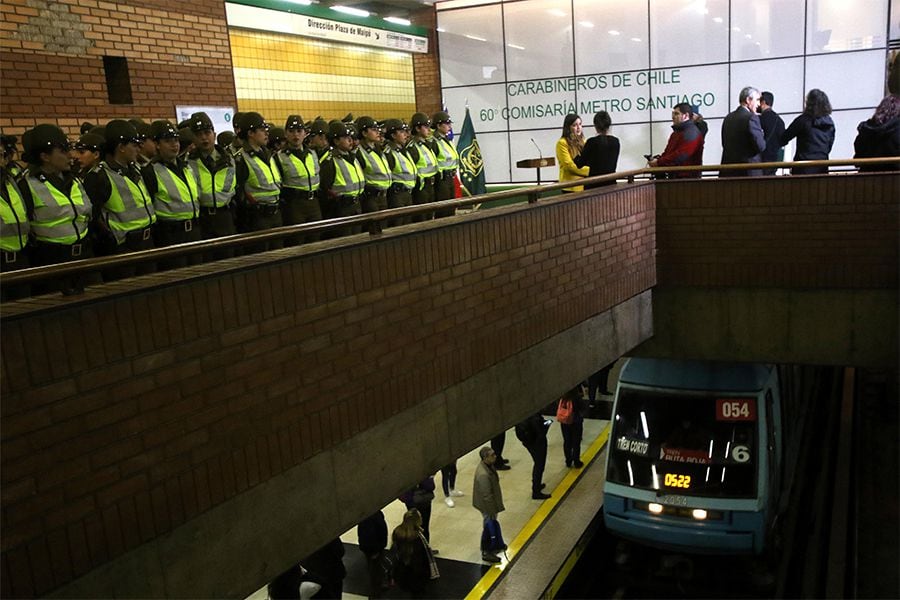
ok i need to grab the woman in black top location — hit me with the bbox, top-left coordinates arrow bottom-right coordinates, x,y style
574,111 -> 620,187
854,94 -> 900,171
780,88 -> 835,175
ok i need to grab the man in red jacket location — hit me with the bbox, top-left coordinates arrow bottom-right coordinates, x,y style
649,102 -> 705,178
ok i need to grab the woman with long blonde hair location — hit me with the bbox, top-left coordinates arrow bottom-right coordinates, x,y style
390,508 -> 439,595
556,113 -> 590,192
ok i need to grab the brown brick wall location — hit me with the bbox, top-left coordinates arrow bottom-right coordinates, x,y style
655,174 -> 899,289
0,185 -> 656,597
410,6 -> 442,115
0,0 -> 236,141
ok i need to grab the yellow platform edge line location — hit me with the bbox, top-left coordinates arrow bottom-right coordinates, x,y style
465,423 -> 612,600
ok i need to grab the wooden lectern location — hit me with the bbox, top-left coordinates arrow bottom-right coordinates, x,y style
516,157 -> 555,185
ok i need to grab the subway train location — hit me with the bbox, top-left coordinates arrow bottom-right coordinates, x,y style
603,358 -> 792,555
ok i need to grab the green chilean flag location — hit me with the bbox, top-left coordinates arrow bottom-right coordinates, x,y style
456,107 -> 486,196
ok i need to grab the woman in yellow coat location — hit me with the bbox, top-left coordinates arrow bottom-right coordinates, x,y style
556,113 -> 589,192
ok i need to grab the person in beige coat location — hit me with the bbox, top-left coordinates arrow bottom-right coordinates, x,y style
473,446 -> 506,563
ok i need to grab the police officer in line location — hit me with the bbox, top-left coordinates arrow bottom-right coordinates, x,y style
234,111 -> 283,252
178,126 -> 196,159
276,114 -> 322,245
187,111 -> 237,260
229,111 -> 246,158
141,119 -> 202,269
0,132 -> 31,300
217,130 -> 235,150
306,118 -> 331,160
71,132 -> 105,182
319,120 -> 365,238
268,126 -> 287,153
18,124 -> 98,295
2,133 -> 24,178
130,120 -> 156,168
408,112 -> 439,222
381,118 -> 415,227
431,110 -> 460,218
355,116 -> 391,215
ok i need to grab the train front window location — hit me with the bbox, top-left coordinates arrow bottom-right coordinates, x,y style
608,389 -> 758,498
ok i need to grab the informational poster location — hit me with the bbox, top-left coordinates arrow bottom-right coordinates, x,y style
174,106 -> 236,135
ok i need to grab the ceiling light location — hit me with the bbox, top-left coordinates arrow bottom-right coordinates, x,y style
608,29 -> 620,36
285,0 -> 312,5
578,21 -> 594,28
712,16 -> 723,23
547,9 -> 566,17
331,5 -> 370,17
384,16 -> 411,26
465,34 -> 486,42
631,37 -> 642,42
507,43 -> 525,50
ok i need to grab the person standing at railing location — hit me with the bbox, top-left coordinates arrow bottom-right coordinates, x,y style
556,113 -> 590,192
319,121 -> 365,238
276,114 -> 323,245
721,86 -> 766,177
408,112 -> 439,221
0,134 -> 31,301
235,112 -> 284,252
648,103 -> 703,179
854,94 -> 900,171
355,116 -> 391,216
382,119 -> 416,227
758,91 -> 786,175
431,110 -> 459,218
574,110 -> 620,188
780,89 -> 835,175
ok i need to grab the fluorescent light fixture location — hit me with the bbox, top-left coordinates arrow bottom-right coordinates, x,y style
331,5 -> 370,17
627,460 -> 634,486
507,43 -> 525,50
712,16 -> 723,23
651,464 -> 660,490
608,29 -> 621,36
384,16 -> 411,26
640,411 -> 649,439
547,9 -> 566,17
465,34 -> 486,42
578,21 -> 594,28
630,37 -> 642,42
285,0 -> 312,5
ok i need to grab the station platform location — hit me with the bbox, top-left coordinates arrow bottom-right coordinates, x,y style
247,392 -> 616,599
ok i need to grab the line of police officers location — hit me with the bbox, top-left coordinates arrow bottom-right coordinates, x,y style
0,109 -> 460,301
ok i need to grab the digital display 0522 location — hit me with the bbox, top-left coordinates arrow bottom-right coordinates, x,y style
664,473 -> 691,489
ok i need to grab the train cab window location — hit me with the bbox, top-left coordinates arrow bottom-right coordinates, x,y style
608,389 -> 758,498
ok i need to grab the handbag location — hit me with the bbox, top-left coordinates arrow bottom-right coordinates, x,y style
480,518 -> 507,553
556,398 -> 574,424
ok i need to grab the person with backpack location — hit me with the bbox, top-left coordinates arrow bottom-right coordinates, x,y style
557,387 -> 585,468
515,413 -> 552,500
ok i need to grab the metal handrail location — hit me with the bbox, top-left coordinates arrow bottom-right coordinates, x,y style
1,156 -> 897,286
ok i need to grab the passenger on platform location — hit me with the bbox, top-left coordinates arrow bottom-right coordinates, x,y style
0,133 -> 31,301
267,563 -> 326,600
557,387 -> 585,468
490,431 -> 511,470
382,118 -> 415,227
277,114 -> 322,245
780,88 -> 835,175
399,475 -> 436,547
574,110 -> 620,187
431,110 -> 459,217
390,508 -> 439,595
648,102 -> 704,178
587,362 -> 614,407
187,111 -> 237,259
720,86 -> 766,177
303,538 -> 347,599
515,412 -> 552,500
758,91 -> 786,175
357,510 -> 389,598
408,112 -> 438,221
440,460 -> 465,508
141,119 -> 202,269
355,116 -> 390,215
234,111 -> 284,251
556,113 -> 590,192
472,446 -> 506,563
319,121 -> 364,237
854,94 -> 900,171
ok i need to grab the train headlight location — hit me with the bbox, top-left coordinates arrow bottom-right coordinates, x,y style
691,509 -> 708,520
648,502 -> 664,514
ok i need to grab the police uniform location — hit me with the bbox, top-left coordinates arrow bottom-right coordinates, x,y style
431,111 -> 460,218
141,119 -> 202,269
131,120 -> 155,168
276,114 -> 322,245
187,111 -> 237,259
408,112 -> 438,222
72,132 -> 104,183
234,111 -> 283,252
355,116 -> 391,214
2,134 -> 25,179
306,118 -> 331,161
0,143 -> 31,300
382,119 -> 415,227
18,124 -> 99,295
319,121 -> 365,238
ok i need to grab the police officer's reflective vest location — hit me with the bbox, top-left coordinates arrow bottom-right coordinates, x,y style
385,146 -> 416,190
328,153 -> 364,197
412,139 -> 438,187
0,177 -> 29,252
101,162 -> 156,244
151,162 -> 199,221
240,149 -> 281,205
25,173 -> 91,245
277,149 -> 320,192
357,145 -> 391,190
190,151 -> 236,208
433,134 -> 459,173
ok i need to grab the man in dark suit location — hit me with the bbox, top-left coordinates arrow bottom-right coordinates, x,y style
758,91 -> 786,175
721,86 -> 766,177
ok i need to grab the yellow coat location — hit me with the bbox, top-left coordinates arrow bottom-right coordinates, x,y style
555,138 -> 589,192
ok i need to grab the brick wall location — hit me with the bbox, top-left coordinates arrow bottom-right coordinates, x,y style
410,6 -> 442,114
0,185 -> 656,597
655,174 -> 899,289
0,0 -> 236,141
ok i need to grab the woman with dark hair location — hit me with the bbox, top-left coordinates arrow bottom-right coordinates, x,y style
574,111 -> 620,187
555,113 -> 589,192
854,94 -> 900,171
780,88 -> 835,174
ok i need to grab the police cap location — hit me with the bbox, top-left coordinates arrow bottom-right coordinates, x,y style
285,115 -> 306,130
1,133 -> 18,154
80,121 -> 95,135
217,130 -> 235,148
105,119 -> 139,150
22,124 -> 69,163
431,111 -> 452,125
410,112 -> 431,129
341,112 -> 354,123
328,121 -> 354,140
75,132 -> 105,152
268,126 -> 285,142
149,120 -> 179,140
356,116 -> 380,131
241,112 -> 268,131
178,127 -> 196,148
189,111 -> 215,132
131,121 -> 151,141
308,119 -> 329,136
382,119 -> 409,136
233,112 -> 245,131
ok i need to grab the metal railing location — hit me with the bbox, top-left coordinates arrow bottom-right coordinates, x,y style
1,156 -> 896,287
